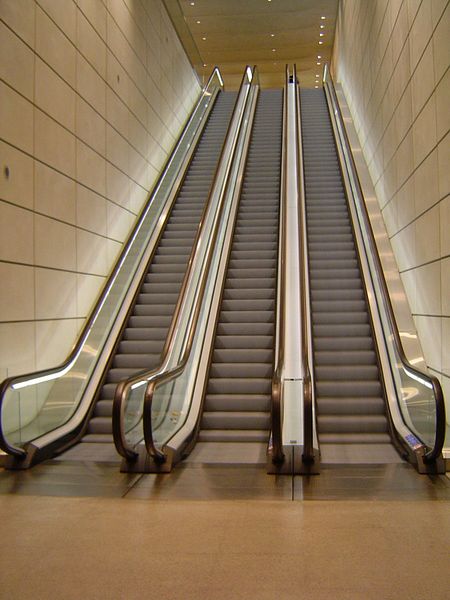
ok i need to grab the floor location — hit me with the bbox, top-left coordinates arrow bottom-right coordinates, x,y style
0,459 -> 449,599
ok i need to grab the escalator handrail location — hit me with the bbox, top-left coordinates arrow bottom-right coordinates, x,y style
113,66 -> 258,462
270,65 -> 289,464
294,65 -> 315,464
0,67 -> 225,459
324,69 -> 445,463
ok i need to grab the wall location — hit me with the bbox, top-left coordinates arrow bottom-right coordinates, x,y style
332,0 -> 449,432
0,0 -> 200,379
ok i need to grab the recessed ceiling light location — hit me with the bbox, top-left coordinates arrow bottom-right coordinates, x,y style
321,16 -> 326,20
196,20 -> 201,24
271,33 -> 275,37
317,55 -> 322,59
315,85 -> 319,88
272,48 -> 276,52
319,41 -> 323,44
316,74 -> 320,77
320,25 -> 325,29
320,33 -> 325,37
190,1 -> 195,5
203,63 -> 207,67
202,37 -> 206,41
317,62 -> 321,65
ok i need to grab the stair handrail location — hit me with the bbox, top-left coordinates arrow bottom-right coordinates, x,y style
270,65 -> 289,464
0,67 -> 225,460
294,65 -> 316,464
324,67 -> 445,463
113,66 -> 259,462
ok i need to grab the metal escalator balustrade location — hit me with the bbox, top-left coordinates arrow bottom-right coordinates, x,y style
300,88 -> 396,462
85,91 -> 237,448
319,69 -> 445,471
0,69 -> 226,467
113,66 -> 260,467
196,89 -> 283,460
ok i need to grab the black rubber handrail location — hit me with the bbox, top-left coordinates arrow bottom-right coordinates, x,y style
270,65 -> 289,465
325,71 -> 445,463
113,66 -> 258,462
0,68 -> 224,460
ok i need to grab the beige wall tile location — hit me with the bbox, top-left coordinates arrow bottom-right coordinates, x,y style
77,0 -> 107,41
76,140 -> 106,197
76,273 -> 105,318
441,257 -> 450,316
35,57 -> 76,131
35,215 -> 76,270
437,133 -> 449,198
396,177 -> 415,230
106,163 -> 130,207
0,322 -> 36,378
0,202 -> 34,264
415,262 -> 441,315
106,238 -> 122,267
38,0 -> 77,42
0,0 -> 200,379
106,202 -> 134,243
35,319 -> 80,370
408,0 -> 433,72
413,148 -> 439,217
432,5 -> 450,82
106,124 -> 129,173
129,181 -> 148,215
396,130 -> 414,189
36,5 -> 76,87
75,96 -> 106,156
414,205 -> 441,266
440,196 -> 450,257
34,161 -> 76,224
106,87 -> 129,138
106,48 -> 129,103
77,10 -> 106,77
76,229 -> 109,276
391,224 -> 416,271
34,109 -> 76,178
76,185 -> 107,236
400,269 -> 417,313
0,141 -> 34,210
0,81 -> 33,154
35,267 -> 77,320
414,315 -> 442,372
411,42 -> 435,120
0,0 -> 36,47
412,95 -> 437,168
435,68 -> 450,139
0,262 -> 35,321
76,53 -> 106,117
0,21 -> 35,100
442,320 -> 450,377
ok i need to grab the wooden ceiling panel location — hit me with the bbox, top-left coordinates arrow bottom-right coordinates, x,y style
164,0 -> 338,89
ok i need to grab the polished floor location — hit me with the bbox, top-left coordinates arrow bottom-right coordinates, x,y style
0,459 -> 449,599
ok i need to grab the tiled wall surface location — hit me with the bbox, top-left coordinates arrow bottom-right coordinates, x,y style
0,0 -> 200,378
332,0 -> 449,429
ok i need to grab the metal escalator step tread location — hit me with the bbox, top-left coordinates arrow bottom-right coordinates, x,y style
197,429 -> 270,442
204,394 -> 270,412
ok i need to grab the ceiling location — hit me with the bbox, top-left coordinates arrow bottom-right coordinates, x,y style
163,0 -> 339,90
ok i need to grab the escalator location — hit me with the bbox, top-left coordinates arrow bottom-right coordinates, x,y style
58,91 -> 238,459
300,88 -> 400,464
190,89 -> 283,463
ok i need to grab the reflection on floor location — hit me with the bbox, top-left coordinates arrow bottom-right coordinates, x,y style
0,457 -> 448,500
0,460 -> 449,599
